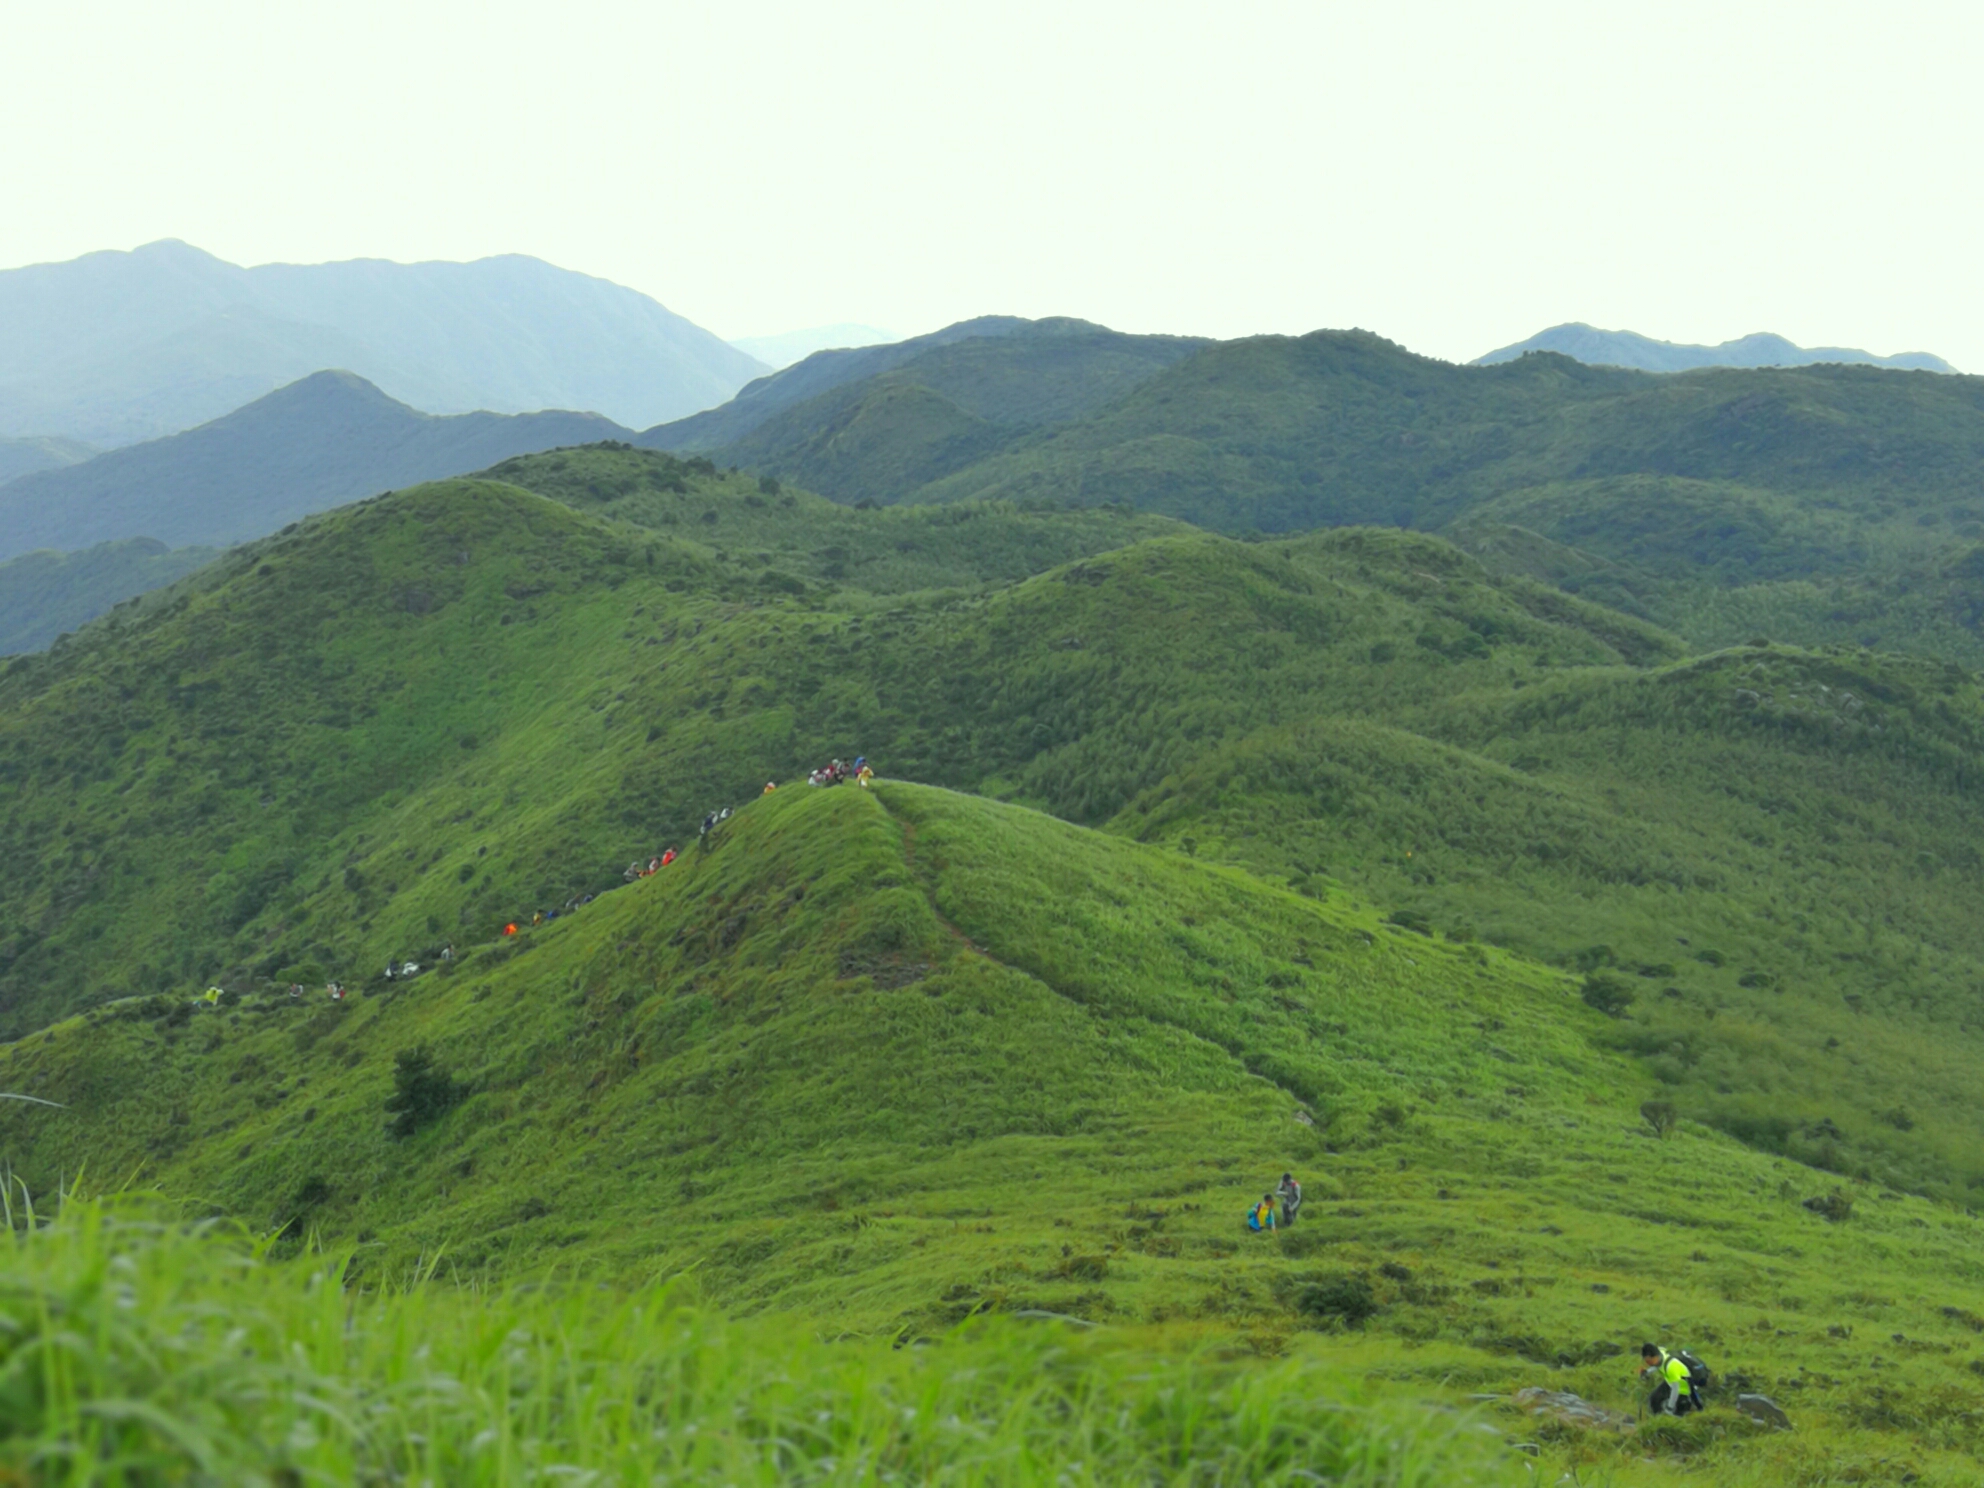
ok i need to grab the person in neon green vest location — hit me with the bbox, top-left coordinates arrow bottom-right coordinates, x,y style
1639,1343 -> 1697,1415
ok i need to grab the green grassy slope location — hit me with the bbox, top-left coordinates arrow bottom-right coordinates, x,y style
1447,476 -> 1984,669
701,322 -> 1207,504
911,334 -> 1984,530
1109,657 -> 1984,1197
2,1197 -> 1515,1487
0,371 -> 630,559
477,442 -> 1186,592
0,537 -> 218,655
8,784 -> 1984,1483
4,484 -> 1983,1206
670,327 -> 1984,664
641,316 -> 1205,459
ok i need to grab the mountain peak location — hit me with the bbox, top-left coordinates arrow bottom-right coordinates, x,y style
0,243 -> 764,444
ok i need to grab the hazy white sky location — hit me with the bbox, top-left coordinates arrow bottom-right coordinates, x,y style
4,0 -> 1979,367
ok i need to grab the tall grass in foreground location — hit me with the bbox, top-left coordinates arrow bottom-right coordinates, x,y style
0,1196 -> 1516,1486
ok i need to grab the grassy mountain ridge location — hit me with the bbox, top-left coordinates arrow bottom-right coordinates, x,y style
1446,476 -> 1984,669
910,332 -> 1984,528
476,442 -> 1189,591
7,782 -> 1984,1483
1109,643 -> 1984,1197
665,326 -> 1984,665
8,471 -> 1984,1480
642,315 -> 1204,456
6,474 -> 1984,1210
643,315 -> 1037,451
683,321 -> 1208,504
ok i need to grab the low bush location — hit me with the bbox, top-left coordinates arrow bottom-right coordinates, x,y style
1581,974 -> 1636,1016
1295,1273 -> 1377,1328
384,1045 -> 461,1139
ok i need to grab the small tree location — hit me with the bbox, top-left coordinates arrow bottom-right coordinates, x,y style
1295,1274 -> 1377,1328
1641,1099 -> 1678,1139
385,1045 -> 461,1139
1581,973 -> 1636,1017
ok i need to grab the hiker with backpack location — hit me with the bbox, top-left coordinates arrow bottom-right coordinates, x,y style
1276,1172 -> 1303,1226
1246,1192 -> 1278,1232
1640,1343 -> 1708,1415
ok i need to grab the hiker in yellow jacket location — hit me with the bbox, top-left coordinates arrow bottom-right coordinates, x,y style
1639,1344 -> 1697,1416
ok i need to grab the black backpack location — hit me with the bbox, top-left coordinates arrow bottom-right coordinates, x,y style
1675,1349 -> 1712,1400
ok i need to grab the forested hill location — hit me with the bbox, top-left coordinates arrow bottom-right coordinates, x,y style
860,331 -> 1984,528
0,539 -> 218,655
639,315 -> 1036,450
663,327 -> 1984,666
637,317 -> 1209,485
6,463 -> 1984,1213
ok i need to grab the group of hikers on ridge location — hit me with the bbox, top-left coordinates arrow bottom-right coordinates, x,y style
183,754 -> 878,1009
1246,1172 -> 1303,1231
808,756 -> 872,788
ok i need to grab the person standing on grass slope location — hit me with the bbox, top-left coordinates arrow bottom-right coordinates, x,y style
1247,1193 -> 1278,1232
1276,1172 -> 1302,1226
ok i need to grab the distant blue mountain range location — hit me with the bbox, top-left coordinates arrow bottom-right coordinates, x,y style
1475,323 -> 1953,374
0,241 -> 766,446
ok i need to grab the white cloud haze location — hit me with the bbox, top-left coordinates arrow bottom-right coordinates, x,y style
3,0 -> 1979,368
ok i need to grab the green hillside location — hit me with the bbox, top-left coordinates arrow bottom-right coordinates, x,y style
1446,475 -> 1984,669
910,333 -> 1984,530
8,471 -> 1984,1480
698,321 -> 1206,504
0,537 -> 217,655
6,473 -> 1984,1214
640,315 -> 1204,458
476,442 -> 1187,591
1,1197 -> 1517,1485
673,327 -> 1984,666
8,783 -> 1984,1483
0,370 -> 628,560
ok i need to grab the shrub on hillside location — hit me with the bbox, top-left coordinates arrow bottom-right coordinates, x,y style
1581,974 -> 1636,1017
1573,945 -> 1617,972
1294,1274 -> 1376,1328
384,1045 -> 462,1139
1641,1100 -> 1678,1138
1803,1190 -> 1854,1223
